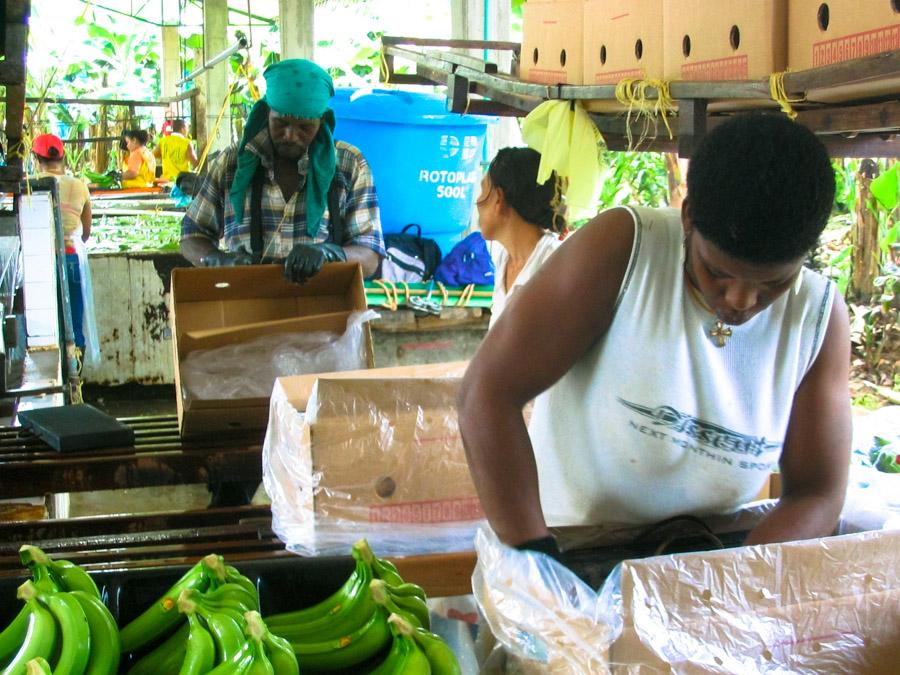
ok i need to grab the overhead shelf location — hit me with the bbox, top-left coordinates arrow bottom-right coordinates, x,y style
381,37 -> 900,158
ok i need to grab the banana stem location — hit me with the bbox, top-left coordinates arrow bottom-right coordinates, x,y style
177,589 -> 199,614
18,545 -> 50,567
387,613 -> 415,636
201,554 -> 227,584
244,610 -> 268,642
16,580 -> 37,601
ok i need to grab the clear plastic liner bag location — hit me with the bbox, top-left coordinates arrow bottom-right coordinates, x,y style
73,237 -> 100,366
473,524 -> 900,673
472,526 -> 619,674
264,371 -> 484,556
182,310 -> 378,401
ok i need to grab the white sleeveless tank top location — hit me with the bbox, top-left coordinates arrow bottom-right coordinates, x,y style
528,206 -> 834,526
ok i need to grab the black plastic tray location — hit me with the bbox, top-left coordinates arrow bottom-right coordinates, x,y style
17,404 -> 135,452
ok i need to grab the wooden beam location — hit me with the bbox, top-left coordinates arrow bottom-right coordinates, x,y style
382,36 -> 520,53
795,100 -> 900,135
784,50 -> 900,93
677,99 -> 708,158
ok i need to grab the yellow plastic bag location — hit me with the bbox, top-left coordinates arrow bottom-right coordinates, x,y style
522,100 -> 605,220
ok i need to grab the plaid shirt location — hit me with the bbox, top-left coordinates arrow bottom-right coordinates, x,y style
181,130 -> 385,260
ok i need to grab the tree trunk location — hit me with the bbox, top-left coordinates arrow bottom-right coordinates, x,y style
96,104 -> 108,173
665,152 -> 687,208
850,159 -> 881,302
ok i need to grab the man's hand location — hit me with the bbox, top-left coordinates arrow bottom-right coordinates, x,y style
284,242 -> 347,283
199,249 -> 256,267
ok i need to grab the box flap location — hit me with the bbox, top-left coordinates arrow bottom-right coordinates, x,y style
276,361 -> 469,411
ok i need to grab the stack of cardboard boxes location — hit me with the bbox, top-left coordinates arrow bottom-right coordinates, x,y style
522,0 -> 900,95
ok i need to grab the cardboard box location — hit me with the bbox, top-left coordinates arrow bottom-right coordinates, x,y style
264,368 -> 482,555
521,0 -> 585,84
789,0 -> 900,101
583,0 -> 664,85
663,0 -> 787,81
609,529 -> 900,671
170,262 -> 373,437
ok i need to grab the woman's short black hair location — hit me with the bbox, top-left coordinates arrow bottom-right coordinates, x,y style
686,114 -> 835,264
487,147 -> 566,234
123,128 -> 149,146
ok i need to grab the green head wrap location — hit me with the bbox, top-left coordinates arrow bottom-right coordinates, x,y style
230,59 -> 336,238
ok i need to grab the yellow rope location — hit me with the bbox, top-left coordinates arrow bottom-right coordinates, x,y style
238,57 -> 261,101
196,79 -> 239,173
435,281 -> 449,306
372,279 -> 397,310
379,46 -> 392,84
614,78 -> 676,148
769,71 -> 803,120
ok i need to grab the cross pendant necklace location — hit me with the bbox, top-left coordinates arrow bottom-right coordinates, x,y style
709,320 -> 733,347
685,276 -> 732,348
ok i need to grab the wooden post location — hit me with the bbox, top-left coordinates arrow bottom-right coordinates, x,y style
96,104 -> 109,173
850,159 -> 881,302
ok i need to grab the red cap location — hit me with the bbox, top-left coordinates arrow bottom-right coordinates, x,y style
32,133 -> 64,160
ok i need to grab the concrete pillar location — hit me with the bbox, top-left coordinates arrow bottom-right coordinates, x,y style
279,0 -> 314,60
451,0 -> 520,167
161,25 -> 180,99
202,0 -> 232,153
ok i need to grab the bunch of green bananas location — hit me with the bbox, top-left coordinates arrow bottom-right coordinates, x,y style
264,539 -> 460,674
0,546 -> 119,675
122,554 -> 261,674
369,613 -> 462,675
80,170 -> 119,190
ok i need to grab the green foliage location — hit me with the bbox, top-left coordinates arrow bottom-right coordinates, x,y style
596,151 -> 670,210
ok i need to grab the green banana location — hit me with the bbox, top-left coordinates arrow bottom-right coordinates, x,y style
125,623 -> 188,675
410,627 -> 461,675
194,583 -> 258,613
268,558 -> 376,643
24,658 -> 51,675
29,584 -> 91,675
178,590 -> 246,629
241,613 -> 275,675
178,593 -> 245,665
0,606 -> 31,667
244,612 -> 298,675
385,581 -> 428,601
205,640 -> 254,675
265,545 -> 373,629
19,546 -> 99,598
291,607 -> 391,672
0,596 -> 57,675
355,539 -> 409,587
178,612 -> 215,675
223,565 -> 258,600
370,614 -> 432,675
371,580 -> 424,630
244,640 -> 274,675
69,591 -> 120,675
385,586 -> 430,630
118,560 -> 211,653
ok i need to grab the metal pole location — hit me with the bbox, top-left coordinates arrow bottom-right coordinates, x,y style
176,38 -> 248,87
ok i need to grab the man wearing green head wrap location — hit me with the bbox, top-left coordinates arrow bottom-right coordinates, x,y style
181,59 -> 384,283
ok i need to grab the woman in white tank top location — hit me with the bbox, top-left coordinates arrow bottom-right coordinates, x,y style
458,115 -> 852,556
477,147 -> 566,329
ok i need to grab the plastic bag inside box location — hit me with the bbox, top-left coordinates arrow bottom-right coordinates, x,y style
264,373 -> 485,556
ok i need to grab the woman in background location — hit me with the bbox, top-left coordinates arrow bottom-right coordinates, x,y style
121,128 -> 157,188
31,133 -> 91,350
477,147 -> 567,328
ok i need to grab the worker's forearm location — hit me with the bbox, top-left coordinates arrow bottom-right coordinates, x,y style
344,245 -> 380,277
180,237 -> 219,266
744,492 -> 843,546
457,387 -> 550,546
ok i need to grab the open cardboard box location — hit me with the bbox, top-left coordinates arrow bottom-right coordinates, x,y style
263,362 -> 482,556
170,262 -> 373,437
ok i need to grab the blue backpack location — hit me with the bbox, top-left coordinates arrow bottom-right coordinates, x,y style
433,232 -> 495,286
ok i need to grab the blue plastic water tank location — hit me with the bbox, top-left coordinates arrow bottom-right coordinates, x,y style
331,88 -> 496,255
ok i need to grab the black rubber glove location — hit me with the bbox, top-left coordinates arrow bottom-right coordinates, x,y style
284,242 -> 347,283
514,535 -> 562,561
199,249 -> 256,267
